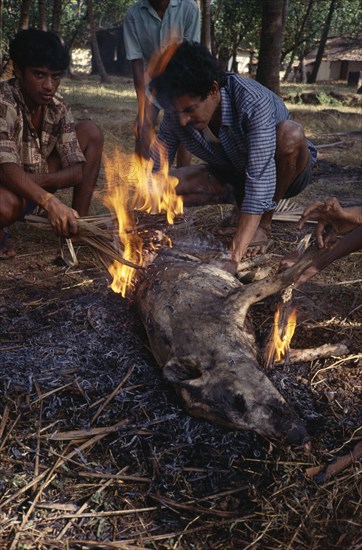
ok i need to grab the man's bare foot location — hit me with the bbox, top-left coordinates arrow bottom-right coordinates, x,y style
0,228 -> 16,260
245,226 -> 272,257
214,206 -> 240,235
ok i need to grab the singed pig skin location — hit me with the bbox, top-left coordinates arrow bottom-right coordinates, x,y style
137,252 -> 310,445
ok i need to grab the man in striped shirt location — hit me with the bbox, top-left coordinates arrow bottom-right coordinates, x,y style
149,41 -> 317,262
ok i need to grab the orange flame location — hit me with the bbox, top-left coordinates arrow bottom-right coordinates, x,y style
272,305 -> 297,362
147,41 -> 181,79
102,146 -> 183,296
130,141 -> 183,225
138,42 -> 181,136
103,150 -> 143,297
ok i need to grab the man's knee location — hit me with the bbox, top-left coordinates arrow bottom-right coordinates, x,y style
276,120 -> 306,157
75,120 -> 104,153
0,188 -> 23,226
171,165 -> 213,194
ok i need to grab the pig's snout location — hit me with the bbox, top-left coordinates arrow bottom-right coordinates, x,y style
286,423 -> 311,447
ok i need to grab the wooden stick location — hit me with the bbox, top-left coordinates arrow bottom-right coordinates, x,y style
49,421 -> 130,441
0,404 -> 10,440
278,342 -> 349,365
306,440 -> 362,483
315,141 -> 344,149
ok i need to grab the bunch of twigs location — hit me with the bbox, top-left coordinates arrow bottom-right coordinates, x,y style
25,212 -> 175,269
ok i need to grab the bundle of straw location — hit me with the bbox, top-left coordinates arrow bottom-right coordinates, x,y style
25,210 -> 181,270
25,213 -> 140,269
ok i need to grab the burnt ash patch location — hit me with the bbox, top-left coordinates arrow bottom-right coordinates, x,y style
0,214 -> 361,548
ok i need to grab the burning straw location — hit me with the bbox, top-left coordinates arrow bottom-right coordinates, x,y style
264,234 -> 312,368
26,146 -> 183,297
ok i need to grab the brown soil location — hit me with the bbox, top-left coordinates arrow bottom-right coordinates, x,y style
0,78 -> 361,549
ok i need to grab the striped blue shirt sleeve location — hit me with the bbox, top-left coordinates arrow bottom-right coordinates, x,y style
241,94 -> 278,214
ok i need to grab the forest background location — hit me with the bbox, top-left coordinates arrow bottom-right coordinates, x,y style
1,0 -> 362,93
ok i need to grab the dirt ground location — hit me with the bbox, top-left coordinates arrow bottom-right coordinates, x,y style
0,78 -> 361,549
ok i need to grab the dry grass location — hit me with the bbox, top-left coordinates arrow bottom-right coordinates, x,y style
0,76 -> 361,549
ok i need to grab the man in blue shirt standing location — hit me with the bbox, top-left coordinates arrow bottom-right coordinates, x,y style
149,41 -> 317,262
123,0 -> 200,166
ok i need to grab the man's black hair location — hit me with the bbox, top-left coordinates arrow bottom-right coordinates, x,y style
9,29 -> 70,73
150,41 -> 226,109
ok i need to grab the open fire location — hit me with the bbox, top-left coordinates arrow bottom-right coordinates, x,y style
102,146 -> 183,297
273,304 -> 297,361
265,304 -> 297,365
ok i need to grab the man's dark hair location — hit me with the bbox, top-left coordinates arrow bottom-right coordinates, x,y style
9,29 -> 70,73
150,41 -> 226,109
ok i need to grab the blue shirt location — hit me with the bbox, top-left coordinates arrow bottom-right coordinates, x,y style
154,74 -> 317,214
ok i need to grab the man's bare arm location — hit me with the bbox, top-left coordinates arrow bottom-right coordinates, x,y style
30,163 -> 83,189
232,213 -> 261,263
131,58 -> 145,109
0,162 -> 79,237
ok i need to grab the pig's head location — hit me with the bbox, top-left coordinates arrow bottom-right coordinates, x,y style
163,354 -> 310,446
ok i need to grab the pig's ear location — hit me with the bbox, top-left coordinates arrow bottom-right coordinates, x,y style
163,356 -> 202,384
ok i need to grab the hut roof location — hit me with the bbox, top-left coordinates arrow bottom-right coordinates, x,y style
305,35 -> 362,64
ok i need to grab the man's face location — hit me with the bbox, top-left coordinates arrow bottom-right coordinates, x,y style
16,66 -> 63,109
171,86 -> 220,131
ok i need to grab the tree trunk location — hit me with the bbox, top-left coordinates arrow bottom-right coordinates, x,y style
218,46 -> 230,72
282,0 -> 314,82
201,0 -> 212,51
38,0 -> 47,31
18,0 -> 31,29
256,0 -> 288,94
51,0 -> 62,35
87,0 -> 111,83
307,0 -> 339,83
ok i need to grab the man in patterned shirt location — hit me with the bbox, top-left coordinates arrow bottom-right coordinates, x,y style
0,29 -> 103,258
149,41 -> 317,262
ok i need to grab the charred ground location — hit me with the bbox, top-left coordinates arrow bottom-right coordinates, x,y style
0,78 -> 361,549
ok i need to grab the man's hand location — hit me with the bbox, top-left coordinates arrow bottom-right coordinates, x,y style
134,99 -> 159,159
298,197 -> 361,248
231,213 -> 261,263
43,194 -> 79,237
134,113 -> 155,159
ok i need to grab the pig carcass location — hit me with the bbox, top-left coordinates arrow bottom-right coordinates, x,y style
137,248 -> 317,445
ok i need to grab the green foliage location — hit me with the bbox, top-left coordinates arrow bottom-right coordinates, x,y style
0,1 -> 22,53
211,0 -> 261,64
1,0 -> 360,74
330,0 -> 362,37
316,90 -> 341,105
283,0 -> 362,67
0,0 -> 134,56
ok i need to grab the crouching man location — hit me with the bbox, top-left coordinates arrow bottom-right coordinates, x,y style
0,29 -> 104,258
149,41 -> 317,262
